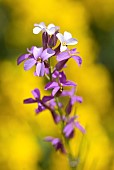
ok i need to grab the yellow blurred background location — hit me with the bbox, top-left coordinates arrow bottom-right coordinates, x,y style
0,0 -> 114,170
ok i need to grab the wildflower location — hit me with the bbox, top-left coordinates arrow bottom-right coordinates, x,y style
56,31 -> 78,52
45,71 -> 76,96
17,46 -> 55,76
33,22 -> 59,35
24,88 -> 60,123
63,116 -> 86,138
55,48 -> 82,71
44,136 -> 66,153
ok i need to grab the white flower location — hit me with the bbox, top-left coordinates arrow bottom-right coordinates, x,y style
56,31 -> 78,52
33,22 -> 59,35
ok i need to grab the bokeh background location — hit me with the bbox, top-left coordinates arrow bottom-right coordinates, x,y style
0,0 -> 114,170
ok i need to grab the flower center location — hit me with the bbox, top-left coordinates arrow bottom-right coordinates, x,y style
37,57 -> 42,63
62,41 -> 67,46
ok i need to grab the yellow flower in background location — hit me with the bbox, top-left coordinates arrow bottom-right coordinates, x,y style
0,0 -> 114,170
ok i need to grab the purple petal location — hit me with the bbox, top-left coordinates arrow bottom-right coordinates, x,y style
52,87 -> 60,96
35,103 -> 45,114
75,122 -> 86,134
66,99 -> 72,115
63,123 -> 74,138
63,80 -> 76,87
70,48 -> 77,54
44,136 -> 53,142
51,110 -> 60,123
24,58 -> 36,70
42,96 -> 54,103
52,138 -> 60,145
32,47 -> 43,60
72,56 -> 82,66
17,54 -> 30,65
57,51 -> 70,61
59,71 -> 67,83
23,98 -> 37,104
36,62 -> 45,77
71,96 -> 83,105
31,88 -> 40,99
55,59 -> 68,71
45,82 -> 58,90
41,48 -> 55,61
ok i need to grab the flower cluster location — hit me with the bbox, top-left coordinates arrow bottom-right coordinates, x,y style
17,22 -> 85,154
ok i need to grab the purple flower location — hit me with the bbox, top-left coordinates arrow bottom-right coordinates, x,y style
63,116 -> 86,138
17,46 -> 55,76
33,22 -> 59,35
45,71 -> 76,96
56,31 -> 78,52
62,87 -> 83,115
44,136 -> 66,153
24,88 -> 60,123
56,48 -> 82,71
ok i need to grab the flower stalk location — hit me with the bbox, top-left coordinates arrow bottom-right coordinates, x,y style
17,21 -> 86,169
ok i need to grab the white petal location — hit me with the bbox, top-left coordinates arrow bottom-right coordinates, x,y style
47,27 -> 56,35
64,31 -> 72,40
33,27 -> 42,34
38,22 -> 46,29
66,38 -> 78,45
47,23 -> 55,29
60,45 -> 67,52
56,33 -> 65,43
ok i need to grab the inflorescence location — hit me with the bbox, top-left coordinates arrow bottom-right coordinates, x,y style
17,22 -> 85,154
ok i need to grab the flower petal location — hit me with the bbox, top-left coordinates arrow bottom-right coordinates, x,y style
66,99 -> 72,115
75,122 -> 86,134
72,56 -> 82,66
42,96 -> 54,102
64,31 -> 72,40
59,71 -> 67,83
33,27 -> 42,34
36,62 -> 45,77
36,62 -> 42,76
56,33 -> 64,43
45,82 -> 58,90
47,24 -> 55,29
41,48 -> 55,61
32,47 -> 43,60
55,59 -> 68,71
60,45 -> 67,52
52,87 -> 60,96
24,58 -> 36,70
23,98 -> 37,104
17,54 -> 30,65
57,51 -> 70,61
31,88 -> 40,99
36,103 -> 45,114
63,81 -> 76,87
66,38 -> 78,45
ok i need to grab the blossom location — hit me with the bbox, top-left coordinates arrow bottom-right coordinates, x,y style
63,116 -> 86,138
44,136 -> 66,153
24,88 -> 60,123
17,46 -> 55,76
45,71 -> 76,96
56,31 -> 78,52
55,48 -> 82,71
62,87 -> 83,115
33,22 -> 59,35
